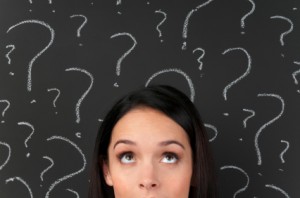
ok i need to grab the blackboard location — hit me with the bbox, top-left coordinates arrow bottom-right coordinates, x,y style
0,0 -> 299,197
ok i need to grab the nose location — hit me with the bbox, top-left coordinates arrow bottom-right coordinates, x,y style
139,162 -> 159,190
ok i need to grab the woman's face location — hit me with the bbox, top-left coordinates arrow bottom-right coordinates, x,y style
103,107 -> 193,198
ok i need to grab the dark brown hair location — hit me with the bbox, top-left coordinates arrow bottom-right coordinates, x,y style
88,84 -> 217,198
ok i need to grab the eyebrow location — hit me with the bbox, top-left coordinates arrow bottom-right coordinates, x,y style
113,139 -> 185,150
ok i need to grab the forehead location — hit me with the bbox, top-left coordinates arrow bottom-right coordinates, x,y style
110,107 -> 189,144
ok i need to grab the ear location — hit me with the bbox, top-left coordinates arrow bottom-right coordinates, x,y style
102,161 -> 113,186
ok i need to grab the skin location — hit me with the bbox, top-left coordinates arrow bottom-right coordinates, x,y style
103,107 -> 193,198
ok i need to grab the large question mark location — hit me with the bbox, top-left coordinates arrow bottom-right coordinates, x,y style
17,121 -> 34,158
182,0 -> 214,50
242,108 -> 255,128
270,16 -> 293,46
145,68 -> 195,102
279,140 -> 289,164
45,135 -> 87,198
110,32 -> 137,87
0,99 -> 10,123
193,47 -> 205,70
220,165 -> 249,198
222,47 -> 252,101
154,9 -> 167,42
204,123 -> 218,142
40,156 -> 54,182
6,177 -> 33,198
70,14 -> 88,46
47,88 -> 60,114
0,141 -> 11,171
65,67 -> 94,124
240,0 -> 255,34
265,184 -> 290,198
255,93 -> 284,165
292,61 -> 300,93
5,45 -> 16,65
7,20 -> 55,92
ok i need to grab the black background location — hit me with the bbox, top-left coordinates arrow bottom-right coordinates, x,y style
0,0 -> 299,197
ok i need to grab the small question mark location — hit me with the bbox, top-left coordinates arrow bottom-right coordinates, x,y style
110,32 -> 137,87
222,47 -> 252,101
66,189 -> 79,197
0,141 -> 11,171
7,20 -> 55,92
242,108 -> 255,128
154,9 -> 167,42
270,15 -> 294,46
220,165 -> 249,198
204,123 -> 218,142
70,14 -> 88,46
0,100 -> 10,123
193,47 -> 205,70
6,177 -> 33,198
240,0 -> 255,34
17,121 -> 35,157
182,0 -> 214,50
279,140 -> 289,163
265,184 -> 290,198
65,67 -> 94,124
255,93 -> 284,165
47,88 -> 60,114
145,68 -> 195,102
40,156 -> 54,182
45,135 -> 86,198
292,61 -> 300,93
5,45 -> 15,65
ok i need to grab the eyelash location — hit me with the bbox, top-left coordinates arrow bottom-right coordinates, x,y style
117,152 -> 180,164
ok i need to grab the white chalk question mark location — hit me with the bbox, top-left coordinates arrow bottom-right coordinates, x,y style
17,121 -> 34,158
7,20 -> 55,92
70,14 -> 88,46
0,141 -> 11,171
265,184 -> 290,198
255,93 -> 284,165
220,165 -> 249,198
110,32 -> 137,87
182,0 -> 214,50
292,61 -> 300,93
0,99 -> 10,123
5,45 -> 15,65
242,108 -> 255,128
193,47 -> 205,70
6,176 -> 33,198
270,15 -> 293,46
66,189 -> 79,198
279,140 -> 289,163
45,135 -> 86,198
145,68 -> 195,102
40,156 -> 54,182
47,88 -> 60,114
204,123 -> 218,142
222,47 -> 252,101
240,0 -> 255,34
154,9 -> 167,42
65,67 -> 94,124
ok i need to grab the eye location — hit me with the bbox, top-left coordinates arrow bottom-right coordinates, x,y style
161,152 -> 179,164
118,152 -> 135,164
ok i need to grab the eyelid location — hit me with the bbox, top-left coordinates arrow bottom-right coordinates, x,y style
118,151 -> 135,164
161,152 -> 179,163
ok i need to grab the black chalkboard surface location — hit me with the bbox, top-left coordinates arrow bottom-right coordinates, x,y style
0,0 -> 299,197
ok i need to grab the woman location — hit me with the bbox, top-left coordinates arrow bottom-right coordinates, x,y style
89,85 -> 217,198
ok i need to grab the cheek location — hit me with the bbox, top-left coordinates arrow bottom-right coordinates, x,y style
160,167 -> 192,196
